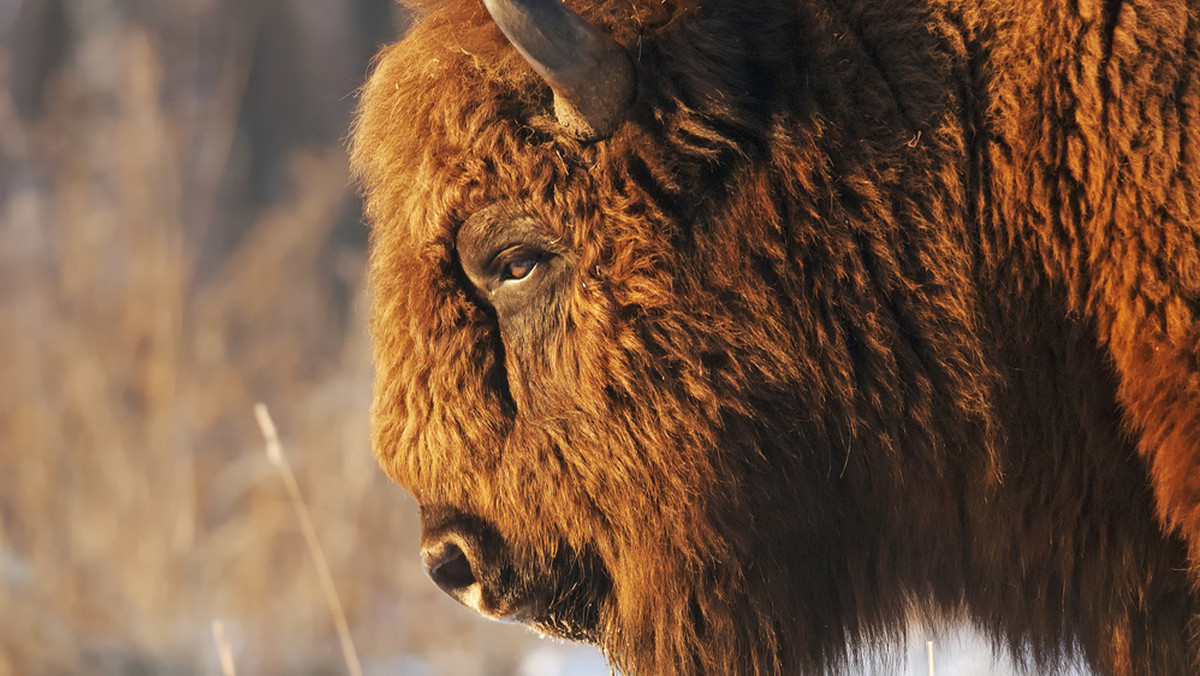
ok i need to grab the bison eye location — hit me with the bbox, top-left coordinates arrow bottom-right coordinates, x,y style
455,202 -> 572,311
498,254 -> 541,283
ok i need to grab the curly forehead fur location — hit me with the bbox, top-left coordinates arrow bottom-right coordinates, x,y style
353,0 -> 1200,674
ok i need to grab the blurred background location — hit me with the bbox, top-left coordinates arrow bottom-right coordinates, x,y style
0,1 -> 1082,674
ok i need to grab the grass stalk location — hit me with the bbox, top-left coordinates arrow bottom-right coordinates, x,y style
254,403 -> 363,676
210,620 -> 236,676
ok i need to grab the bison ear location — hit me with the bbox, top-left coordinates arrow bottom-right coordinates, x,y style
482,0 -> 635,139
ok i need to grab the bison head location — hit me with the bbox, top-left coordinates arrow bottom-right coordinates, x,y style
350,0 -> 1082,673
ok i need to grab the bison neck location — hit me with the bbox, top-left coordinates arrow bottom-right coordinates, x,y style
645,0 -> 1200,673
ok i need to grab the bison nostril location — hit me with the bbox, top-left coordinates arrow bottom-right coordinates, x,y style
423,542 -> 477,593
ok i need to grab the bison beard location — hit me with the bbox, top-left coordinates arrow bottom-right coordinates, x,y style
351,0 -> 1200,674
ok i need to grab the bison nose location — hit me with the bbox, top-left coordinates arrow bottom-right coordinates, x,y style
421,536 -> 488,612
421,540 -> 477,595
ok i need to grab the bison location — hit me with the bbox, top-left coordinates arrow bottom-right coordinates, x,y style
350,0 -> 1200,673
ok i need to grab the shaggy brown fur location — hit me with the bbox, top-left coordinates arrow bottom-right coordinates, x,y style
351,0 -> 1200,674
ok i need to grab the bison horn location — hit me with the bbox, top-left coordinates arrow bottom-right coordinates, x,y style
482,0 -> 635,138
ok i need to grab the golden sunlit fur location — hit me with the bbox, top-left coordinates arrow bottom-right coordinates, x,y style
352,1 -> 1200,673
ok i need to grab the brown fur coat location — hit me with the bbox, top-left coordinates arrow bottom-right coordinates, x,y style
352,0 -> 1200,673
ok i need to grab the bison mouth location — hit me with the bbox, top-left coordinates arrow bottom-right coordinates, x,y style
418,505 -> 611,642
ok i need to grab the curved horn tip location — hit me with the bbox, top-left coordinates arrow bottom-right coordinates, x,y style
483,0 -> 636,139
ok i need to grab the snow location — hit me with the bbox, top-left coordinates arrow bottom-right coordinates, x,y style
510,625 -> 1095,676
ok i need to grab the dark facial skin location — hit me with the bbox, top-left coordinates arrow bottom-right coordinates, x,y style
444,201 -> 607,638
455,201 -> 579,411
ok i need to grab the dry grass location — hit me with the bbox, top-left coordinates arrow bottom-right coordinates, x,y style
0,8 -> 546,676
